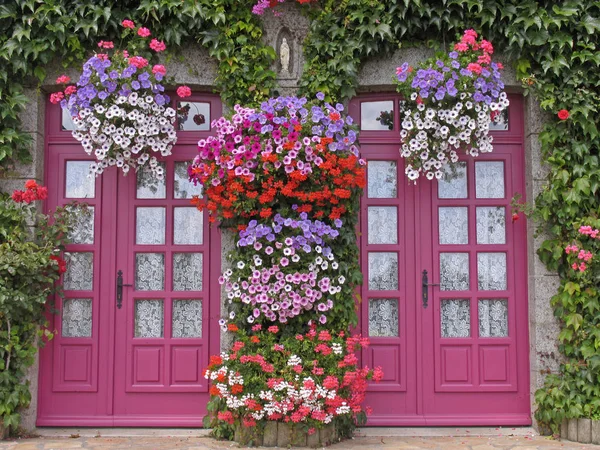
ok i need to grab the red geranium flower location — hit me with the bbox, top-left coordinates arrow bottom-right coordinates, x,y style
558,109 -> 570,120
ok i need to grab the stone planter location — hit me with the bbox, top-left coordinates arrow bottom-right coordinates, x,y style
233,422 -> 336,447
562,418 -> 600,445
592,420 -> 600,445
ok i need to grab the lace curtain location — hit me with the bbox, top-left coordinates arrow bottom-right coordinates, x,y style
369,299 -> 398,337
172,300 -> 203,338
441,299 -> 470,338
135,300 -> 164,338
62,299 -> 92,337
479,299 -> 508,337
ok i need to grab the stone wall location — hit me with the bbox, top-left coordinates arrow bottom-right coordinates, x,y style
0,3 -> 556,432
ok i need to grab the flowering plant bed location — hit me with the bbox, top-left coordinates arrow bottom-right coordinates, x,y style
51,20 -> 192,179
394,29 -> 509,181
188,94 -> 365,225
203,324 -> 382,443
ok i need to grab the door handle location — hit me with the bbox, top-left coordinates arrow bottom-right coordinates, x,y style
116,270 -> 133,309
421,270 -> 439,309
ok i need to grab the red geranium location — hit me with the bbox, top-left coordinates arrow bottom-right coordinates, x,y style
558,109 -> 570,120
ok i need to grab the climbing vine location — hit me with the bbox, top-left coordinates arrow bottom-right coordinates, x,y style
0,0 -> 276,171
295,0 -> 600,435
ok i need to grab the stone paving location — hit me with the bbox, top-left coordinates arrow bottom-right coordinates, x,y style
0,434 -> 597,450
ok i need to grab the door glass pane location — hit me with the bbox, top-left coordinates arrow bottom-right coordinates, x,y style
441,299 -> 470,337
173,253 -> 203,291
369,298 -> 398,337
65,161 -> 95,198
135,300 -> 164,338
174,207 -> 203,245
438,162 -> 467,199
439,207 -> 468,244
172,300 -> 203,338
490,108 -> 509,131
135,253 -> 165,291
368,161 -> 397,198
477,252 -> 507,290
136,207 -> 166,245
66,205 -> 94,244
479,299 -> 508,337
361,100 -> 394,130
174,162 -> 203,199
62,108 -> 77,131
476,207 -> 506,244
62,298 -> 92,337
440,253 -> 469,291
368,207 -> 398,244
63,252 -> 93,290
177,101 -> 210,131
137,163 -> 166,198
368,252 -> 398,290
475,161 -> 504,198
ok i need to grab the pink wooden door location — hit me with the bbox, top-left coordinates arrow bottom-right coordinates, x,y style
350,94 -> 530,426
38,96 -> 222,426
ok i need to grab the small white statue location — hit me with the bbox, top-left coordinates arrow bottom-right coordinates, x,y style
280,38 -> 290,75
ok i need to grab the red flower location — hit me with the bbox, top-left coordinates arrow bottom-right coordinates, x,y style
227,323 -> 238,332
128,56 -> 148,69
137,27 -> 151,38
49,92 -> 64,104
177,85 -> 192,98
55,75 -> 71,84
268,325 -> 279,333
558,109 -> 570,120
209,385 -> 221,396
512,213 -> 519,223
97,41 -> 114,49
25,180 -> 37,190
11,190 -> 23,202
50,255 -> 67,274
152,65 -> 167,76
121,19 -> 135,29
64,86 -> 77,96
149,39 -> 166,52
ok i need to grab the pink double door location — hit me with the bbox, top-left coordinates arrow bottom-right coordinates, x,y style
351,94 -> 531,425
38,97 -> 222,426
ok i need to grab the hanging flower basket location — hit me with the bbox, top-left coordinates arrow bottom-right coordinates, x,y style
394,29 -> 509,182
50,20 -> 192,179
188,94 -> 366,225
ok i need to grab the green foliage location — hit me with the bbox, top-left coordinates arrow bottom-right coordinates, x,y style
0,0 -> 276,169
0,190 -> 75,433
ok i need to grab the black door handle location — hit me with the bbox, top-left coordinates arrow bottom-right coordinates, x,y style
116,270 -> 133,309
421,270 -> 439,309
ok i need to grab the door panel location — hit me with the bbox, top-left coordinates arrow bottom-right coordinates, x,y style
38,97 -> 221,426
352,94 -> 530,426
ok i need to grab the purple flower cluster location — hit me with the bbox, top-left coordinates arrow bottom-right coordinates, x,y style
238,214 -> 341,255
219,214 -> 346,325
62,54 -> 169,117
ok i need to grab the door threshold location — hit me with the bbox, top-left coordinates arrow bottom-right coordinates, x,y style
35,428 -> 211,438
356,426 -> 537,437
35,426 -> 537,438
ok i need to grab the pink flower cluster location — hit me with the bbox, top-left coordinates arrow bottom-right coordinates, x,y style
579,225 -> 600,238
454,29 -> 500,72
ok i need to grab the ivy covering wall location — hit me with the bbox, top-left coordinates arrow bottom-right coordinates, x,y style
0,0 -> 599,434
